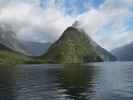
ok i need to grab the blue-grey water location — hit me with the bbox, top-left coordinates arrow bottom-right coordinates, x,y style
0,62 -> 133,100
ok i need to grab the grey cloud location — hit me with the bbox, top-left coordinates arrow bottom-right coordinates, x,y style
0,0 -> 132,50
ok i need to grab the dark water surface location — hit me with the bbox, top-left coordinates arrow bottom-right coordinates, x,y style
0,62 -> 133,100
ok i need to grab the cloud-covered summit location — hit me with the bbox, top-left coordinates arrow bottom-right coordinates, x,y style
0,0 -> 132,50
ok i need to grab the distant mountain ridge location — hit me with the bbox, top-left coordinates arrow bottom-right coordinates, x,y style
22,41 -> 51,56
112,42 -> 133,61
41,26 -> 116,63
0,24 -> 51,56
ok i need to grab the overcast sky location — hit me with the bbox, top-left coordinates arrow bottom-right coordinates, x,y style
0,0 -> 132,50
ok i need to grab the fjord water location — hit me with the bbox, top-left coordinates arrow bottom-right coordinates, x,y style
0,62 -> 133,100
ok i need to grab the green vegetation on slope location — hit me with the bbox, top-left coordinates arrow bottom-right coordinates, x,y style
0,26 -> 116,64
0,44 -> 46,64
0,50 -> 32,64
41,27 -> 104,64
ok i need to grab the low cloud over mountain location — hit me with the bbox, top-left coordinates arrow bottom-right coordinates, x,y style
0,0 -> 132,50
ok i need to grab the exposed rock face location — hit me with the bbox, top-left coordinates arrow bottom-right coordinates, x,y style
42,27 -> 116,64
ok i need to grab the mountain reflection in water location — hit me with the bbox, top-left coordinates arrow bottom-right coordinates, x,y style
0,65 -> 16,100
0,62 -> 133,100
57,64 -> 95,100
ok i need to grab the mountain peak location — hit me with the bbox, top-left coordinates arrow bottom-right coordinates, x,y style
41,26 -> 116,64
59,26 -> 89,42
72,20 -> 80,28
62,26 -> 85,36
